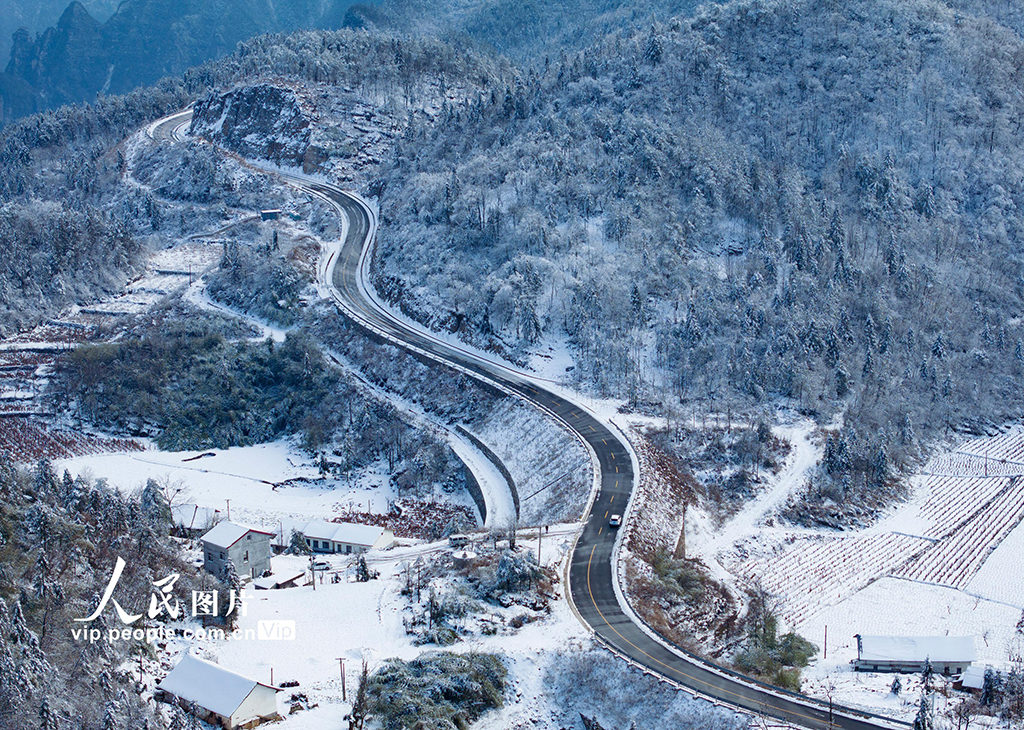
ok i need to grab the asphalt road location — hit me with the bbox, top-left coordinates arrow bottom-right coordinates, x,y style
152,109 -> 907,730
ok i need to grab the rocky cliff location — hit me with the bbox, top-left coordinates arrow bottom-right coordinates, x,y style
190,84 -> 313,167
0,0 -> 360,125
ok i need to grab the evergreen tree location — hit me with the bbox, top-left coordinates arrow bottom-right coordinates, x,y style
140,479 -> 172,528
835,367 -> 850,398
356,556 -> 371,583
981,667 -> 1002,707
921,658 -> 934,694
102,702 -> 119,730
39,697 -> 59,730
167,708 -> 185,730
912,695 -> 932,730
890,675 -> 902,696
287,529 -> 312,555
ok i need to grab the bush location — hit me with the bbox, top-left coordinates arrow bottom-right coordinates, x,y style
366,651 -> 506,730
650,549 -> 708,605
735,599 -> 817,691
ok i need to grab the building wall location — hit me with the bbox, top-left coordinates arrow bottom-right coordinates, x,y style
230,686 -> 280,728
373,530 -> 396,550
203,533 -> 272,580
305,529 -> 394,554
853,660 -> 972,675
306,537 -> 368,554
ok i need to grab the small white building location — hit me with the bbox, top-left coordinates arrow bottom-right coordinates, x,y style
172,504 -> 221,535
954,664 -> 987,692
854,635 -> 976,675
301,520 -> 395,554
156,654 -> 281,729
252,569 -> 306,590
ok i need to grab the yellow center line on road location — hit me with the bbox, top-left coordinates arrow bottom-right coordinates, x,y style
584,545 -> 826,727
281,165 -> 832,730
604,510 -> 609,518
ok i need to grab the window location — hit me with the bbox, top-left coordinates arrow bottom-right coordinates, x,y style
244,550 -> 249,563
206,552 -> 213,561
312,540 -> 319,549
220,551 -> 225,560
346,545 -> 352,554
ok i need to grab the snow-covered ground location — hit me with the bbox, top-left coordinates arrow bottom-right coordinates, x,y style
799,576 -> 1023,722
472,399 -> 591,526
55,439 -> 409,532
705,427 -> 1024,721
697,418 -> 820,564
156,535 -> 743,730
612,414 -> 1024,722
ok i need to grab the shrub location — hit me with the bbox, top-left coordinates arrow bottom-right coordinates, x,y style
366,651 -> 506,730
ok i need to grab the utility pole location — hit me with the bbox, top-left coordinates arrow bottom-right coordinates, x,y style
310,553 -> 316,591
337,658 -> 346,701
226,499 -> 231,522
824,625 -> 828,659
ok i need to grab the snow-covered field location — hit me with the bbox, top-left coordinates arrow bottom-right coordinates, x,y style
55,439 -> 410,533
699,427 -> 1024,721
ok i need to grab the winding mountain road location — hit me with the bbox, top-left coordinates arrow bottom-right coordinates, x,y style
150,110 -> 907,730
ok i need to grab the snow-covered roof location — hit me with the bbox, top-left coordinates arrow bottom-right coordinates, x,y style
252,570 -> 305,590
857,635 -> 976,663
302,520 -> 386,547
201,521 -> 274,549
157,655 -> 278,717
959,664 -> 986,690
172,504 -> 220,530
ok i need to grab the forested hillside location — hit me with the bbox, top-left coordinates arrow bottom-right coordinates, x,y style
0,0 -> 724,126
371,0 -> 1024,518
344,0 -> 713,60
0,78 -> 191,334
0,459 -> 208,730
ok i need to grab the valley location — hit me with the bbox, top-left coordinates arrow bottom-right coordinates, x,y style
2,2 -> 1024,729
